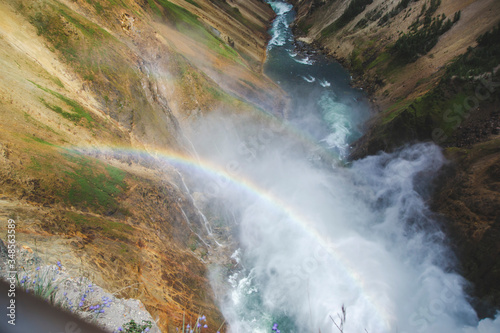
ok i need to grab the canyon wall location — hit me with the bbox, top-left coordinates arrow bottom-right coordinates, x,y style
0,0 -> 284,331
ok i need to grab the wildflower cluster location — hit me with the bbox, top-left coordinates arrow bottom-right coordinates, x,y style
12,259 -> 157,332
272,323 -> 281,333
16,264 -> 62,304
178,314 -> 215,333
15,262 -> 109,317
85,294 -> 113,317
60,281 -> 106,315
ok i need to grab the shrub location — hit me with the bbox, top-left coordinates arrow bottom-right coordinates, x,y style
445,23 -> 500,78
120,319 -> 152,333
377,0 -> 413,26
393,3 -> 460,63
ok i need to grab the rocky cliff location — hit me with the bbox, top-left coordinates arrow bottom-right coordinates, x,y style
0,0 -> 284,331
291,0 -> 500,315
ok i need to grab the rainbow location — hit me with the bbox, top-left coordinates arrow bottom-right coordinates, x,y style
71,144 -> 392,330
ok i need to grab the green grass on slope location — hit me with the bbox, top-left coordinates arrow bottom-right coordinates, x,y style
64,211 -> 133,242
29,81 -> 94,125
63,152 -> 128,214
149,0 -> 241,61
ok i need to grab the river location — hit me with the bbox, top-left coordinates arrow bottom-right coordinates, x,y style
264,0 -> 370,159
184,1 -> 500,332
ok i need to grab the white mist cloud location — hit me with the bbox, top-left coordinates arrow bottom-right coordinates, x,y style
184,112 -> 500,333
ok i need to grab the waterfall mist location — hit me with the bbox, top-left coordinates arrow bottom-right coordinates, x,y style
181,112 -> 500,333
173,1 -> 500,331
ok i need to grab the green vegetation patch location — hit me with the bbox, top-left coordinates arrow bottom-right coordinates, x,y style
153,0 -> 241,61
201,0 -> 262,32
393,0 -> 460,63
85,0 -> 105,14
26,2 -> 120,84
322,0 -> 373,37
184,0 -> 201,9
64,211 -> 133,242
367,51 -> 390,69
378,0 -> 412,26
445,23 -> 500,78
298,21 -> 313,34
349,48 -> 363,73
18,144 -> 132,221
382,98 -> 413,124
58,8 -> 97,37
421,0 -> 442,19
62,152 -> 128,214
24,135 -> 56,147
157,0 -> 205,30
378,0 -> 411,25
29,156 -> 43,171
378,23 -> 500,147
405,90 -> 469,136
29,81 -> 94,125
30,5 -> 110,44
354,7 -> 383,29
147,0 -> 162,16
51,76 -> 65,88
23,111 -> 60,135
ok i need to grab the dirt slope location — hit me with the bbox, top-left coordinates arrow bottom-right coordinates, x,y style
0,0 -> 285,331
